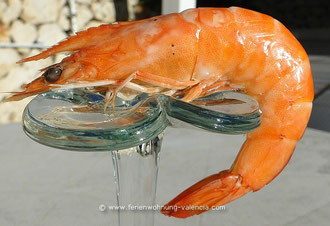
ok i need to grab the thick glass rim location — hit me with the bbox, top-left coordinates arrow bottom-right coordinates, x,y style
23,89 -> 261,151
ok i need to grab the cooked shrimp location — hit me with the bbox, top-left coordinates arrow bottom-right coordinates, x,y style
6,7 -> 313,218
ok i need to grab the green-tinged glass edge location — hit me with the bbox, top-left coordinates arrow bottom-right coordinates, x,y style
22,96 -> 169,152
22,89 -> 261,152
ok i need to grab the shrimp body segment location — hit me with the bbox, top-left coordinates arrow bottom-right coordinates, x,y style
8,7 -> 313,218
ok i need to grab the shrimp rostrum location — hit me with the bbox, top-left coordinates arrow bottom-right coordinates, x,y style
7,7 -> 313,218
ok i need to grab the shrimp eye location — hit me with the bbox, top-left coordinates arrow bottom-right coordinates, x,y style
44,67 -> 62,83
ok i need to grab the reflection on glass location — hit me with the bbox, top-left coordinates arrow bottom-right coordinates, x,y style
22,88 -> 261,226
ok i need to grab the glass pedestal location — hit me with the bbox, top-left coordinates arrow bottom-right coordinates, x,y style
22,89 -> 261,226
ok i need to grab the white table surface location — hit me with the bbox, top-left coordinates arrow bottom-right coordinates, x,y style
0,123 -> 330,226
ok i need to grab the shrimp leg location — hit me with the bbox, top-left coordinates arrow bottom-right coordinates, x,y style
105,71 -> 199,107
181,77 -> 231,102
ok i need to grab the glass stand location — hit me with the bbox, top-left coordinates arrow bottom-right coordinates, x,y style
111,136 -> 162,226
22,89 -> 261,226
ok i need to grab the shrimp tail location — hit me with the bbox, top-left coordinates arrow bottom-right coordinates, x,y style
17,24 -> 130,63
161,170 -> 251,218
